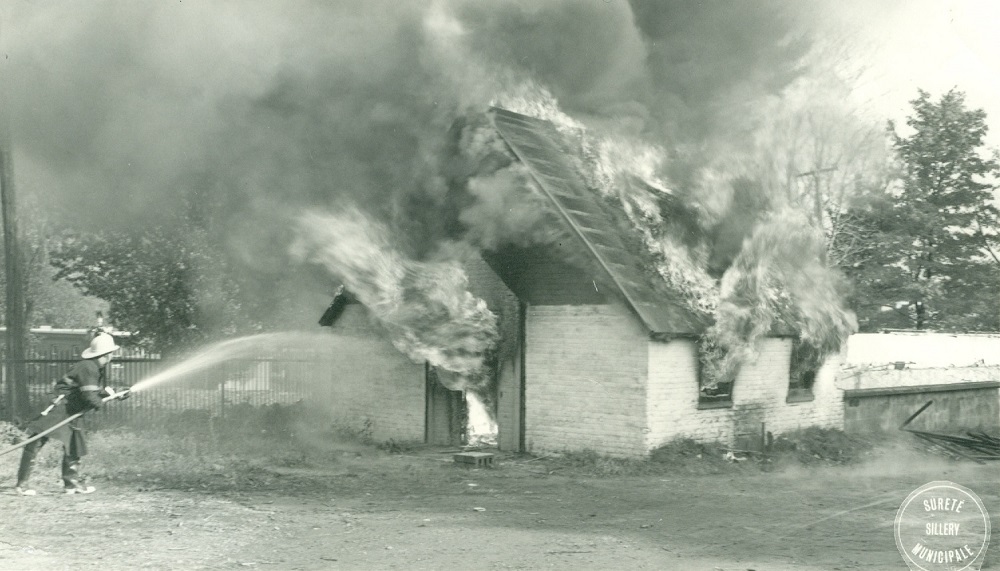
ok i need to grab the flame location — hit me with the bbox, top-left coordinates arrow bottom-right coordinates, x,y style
704,209 -> 858,385
291,209 -> 498,386
492,84 -> 584,135
443,88 -> 856,392
457,90 -> 855,384
513,112 -> 721,316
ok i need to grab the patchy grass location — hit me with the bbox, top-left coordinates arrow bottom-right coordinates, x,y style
650,438 -> 727,464
377,438 -> 423,454
536,429 -> 878,477
0,411 -> 889,493
546,450 -> 649,477
0,402 -> 395,494
84,414 -> 387,492
539,440 -> 744,477
768,426 -> 876,466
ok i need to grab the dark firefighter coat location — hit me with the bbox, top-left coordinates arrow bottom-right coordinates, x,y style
23,359 -> 107,457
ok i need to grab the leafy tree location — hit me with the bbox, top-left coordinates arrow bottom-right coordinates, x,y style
721,39 -> 893,267
0,196 -> 107,330
848,89 -> 1000,331
48,223 -> 254,354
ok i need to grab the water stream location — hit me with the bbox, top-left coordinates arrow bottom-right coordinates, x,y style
128,332 -> 328,393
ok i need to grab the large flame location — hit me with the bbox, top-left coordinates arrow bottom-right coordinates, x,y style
291,210 -> 498,386
704,209 -> 858,385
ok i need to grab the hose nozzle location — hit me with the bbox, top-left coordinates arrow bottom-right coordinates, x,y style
40,394 -> 66,416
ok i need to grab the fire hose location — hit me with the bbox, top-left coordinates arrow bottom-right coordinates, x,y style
0,389 -> 131,458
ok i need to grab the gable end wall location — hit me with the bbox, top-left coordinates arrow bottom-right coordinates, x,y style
524,303 -> 649,457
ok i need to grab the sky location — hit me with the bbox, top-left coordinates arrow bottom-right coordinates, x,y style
1,1 -> 998,215
827,0 -> 1000,143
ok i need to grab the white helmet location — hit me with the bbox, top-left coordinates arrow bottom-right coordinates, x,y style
82,333 -> 119,359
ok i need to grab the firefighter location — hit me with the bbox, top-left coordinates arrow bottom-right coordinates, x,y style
15,332 -> 128,495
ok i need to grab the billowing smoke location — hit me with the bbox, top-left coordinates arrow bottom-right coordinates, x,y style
704,210 -> 858,385
448,116 -> 562,250
291,209 -> 497,383
3,1 -> 857,391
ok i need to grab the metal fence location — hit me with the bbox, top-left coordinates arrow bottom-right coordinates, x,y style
2,346 -> 329,427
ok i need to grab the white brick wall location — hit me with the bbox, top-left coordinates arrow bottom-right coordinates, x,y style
646,338 -> 842,449
647,338 -> 723,444
525,303 -> 845,457
524,303 -> 649,457
325,305 -> 427,442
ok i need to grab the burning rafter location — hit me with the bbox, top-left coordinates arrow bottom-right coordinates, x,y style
489,107 -> 706,336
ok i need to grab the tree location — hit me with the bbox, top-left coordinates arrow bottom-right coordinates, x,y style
48,223 -> 254,354
0,194 -> 107,329
849,89 -> 1000,331
725,49 -> 893,266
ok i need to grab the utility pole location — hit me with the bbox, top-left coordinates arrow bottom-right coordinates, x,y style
0,13 -> 29,421
796,166 -> 838,229
0,134 -> 28,421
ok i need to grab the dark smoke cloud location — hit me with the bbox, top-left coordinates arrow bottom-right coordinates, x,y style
1,1 -> 837,354
630,0 -> 812,136
5,2 -> 436,237
453,0 -> 647,117
3,0 -> 815,234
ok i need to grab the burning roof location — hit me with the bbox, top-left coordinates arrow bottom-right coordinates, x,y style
489,107 -> 708,336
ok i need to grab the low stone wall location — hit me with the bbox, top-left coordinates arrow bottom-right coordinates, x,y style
839,332 -> 1000,433
843,382 -> 1000,433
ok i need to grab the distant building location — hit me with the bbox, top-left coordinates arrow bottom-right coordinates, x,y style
0,326 -> 93,358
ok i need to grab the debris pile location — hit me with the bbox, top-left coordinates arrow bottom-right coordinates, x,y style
901,401 -> 1000,463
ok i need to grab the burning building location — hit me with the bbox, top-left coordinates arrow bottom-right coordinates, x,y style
2,1 -> 862,457
305,107 -> 850,458
472,109 -> 845,457
318,291 -> 466,446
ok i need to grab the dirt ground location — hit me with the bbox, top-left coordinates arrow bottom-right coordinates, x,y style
1,435 -> 998,571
